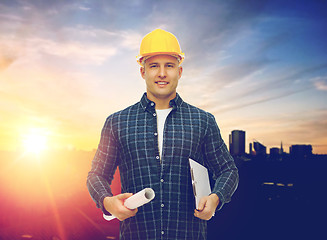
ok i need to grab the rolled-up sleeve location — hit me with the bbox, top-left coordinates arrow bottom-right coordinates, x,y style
86,116 -> 120,215
203,113 -> 239,210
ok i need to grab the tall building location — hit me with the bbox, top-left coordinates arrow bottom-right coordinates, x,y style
290,144 -> 312,158
253,141 -> 266,156
270,147 -> 280,156
229,130 -> 246,156
249,143 -> 253,155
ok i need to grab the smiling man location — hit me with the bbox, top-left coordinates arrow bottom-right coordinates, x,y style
140,54 -> 182,109
87,29 -> 239,240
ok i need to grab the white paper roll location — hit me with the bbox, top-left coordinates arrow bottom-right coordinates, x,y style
103,188 -> 155,221
124,188 -> 155,209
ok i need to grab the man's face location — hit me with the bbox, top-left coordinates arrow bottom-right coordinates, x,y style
140,54 -> 183,104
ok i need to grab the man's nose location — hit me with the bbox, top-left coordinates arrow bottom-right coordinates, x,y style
158,66 -> 166,78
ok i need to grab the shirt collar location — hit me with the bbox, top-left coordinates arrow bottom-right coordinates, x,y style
140,93 -> 183,112
169,93 -> 183,110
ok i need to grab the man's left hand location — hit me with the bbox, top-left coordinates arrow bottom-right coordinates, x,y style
194,194 -> 219,220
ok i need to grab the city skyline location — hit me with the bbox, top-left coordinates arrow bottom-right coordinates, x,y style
228,129 -> 319,156
1,0 -> 327,154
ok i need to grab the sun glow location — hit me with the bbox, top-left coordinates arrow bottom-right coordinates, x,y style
22,128 -> 48,154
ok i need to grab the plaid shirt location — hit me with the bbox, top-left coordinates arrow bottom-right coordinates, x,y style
87,93 -> 239,240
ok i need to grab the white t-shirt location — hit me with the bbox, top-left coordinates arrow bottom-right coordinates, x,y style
156,108 -> 173,160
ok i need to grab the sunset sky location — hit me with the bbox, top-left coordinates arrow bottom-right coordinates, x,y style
1,0 -> 326,154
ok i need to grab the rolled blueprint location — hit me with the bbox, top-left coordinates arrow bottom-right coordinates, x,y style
103,188 -> 155,221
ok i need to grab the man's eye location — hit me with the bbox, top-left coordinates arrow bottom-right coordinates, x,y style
150,65 -> 158,68
167,64 -> 174,68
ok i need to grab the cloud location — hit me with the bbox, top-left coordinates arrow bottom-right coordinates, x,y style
276,109 -> 327,145
311,76 -> 327,91
211,87 -> 310,115
0,51 -> 17,71
78,6 -> 91,11
0,7 -> 143,66
189,62 -> 327,115
0,12 -> 23,22
0,35 -> 117,66
119,30 -> 143,50
233,64 -> 327,100
0,23 -> 142,67
0,67 -> 103,133
208,59 -> 270,89
30,37 -> 117,64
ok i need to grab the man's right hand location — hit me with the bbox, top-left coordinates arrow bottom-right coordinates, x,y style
103,193 -> 138,221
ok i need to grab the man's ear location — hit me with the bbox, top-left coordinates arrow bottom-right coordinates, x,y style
140,67 -> 145,79
178,66 -> 183,79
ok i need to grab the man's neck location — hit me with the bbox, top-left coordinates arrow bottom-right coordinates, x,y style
155,99 -> 171,109
147,93 -> 176,109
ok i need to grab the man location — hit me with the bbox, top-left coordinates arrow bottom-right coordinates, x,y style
87,29 -> 239,240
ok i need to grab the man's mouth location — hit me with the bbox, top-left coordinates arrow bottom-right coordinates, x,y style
155,81 -> 169,85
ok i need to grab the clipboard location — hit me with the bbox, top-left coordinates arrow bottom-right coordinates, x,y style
189,158 -> 212,209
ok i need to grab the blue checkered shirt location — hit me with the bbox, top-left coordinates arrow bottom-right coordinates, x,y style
87,93 -> 239,240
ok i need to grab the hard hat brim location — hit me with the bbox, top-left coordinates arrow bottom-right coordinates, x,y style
137,52 -> 185,66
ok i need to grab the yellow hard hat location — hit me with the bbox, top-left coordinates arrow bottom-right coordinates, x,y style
137,29 -> 185,65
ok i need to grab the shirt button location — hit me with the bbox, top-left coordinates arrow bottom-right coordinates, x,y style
156,156 -> 160,160
161,231 -> 164,235
160,179 -> 164,183
151,102 -> 154,106
161,204 -> 164,208
154,132 -> 158,136
153,113 -> 156,117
